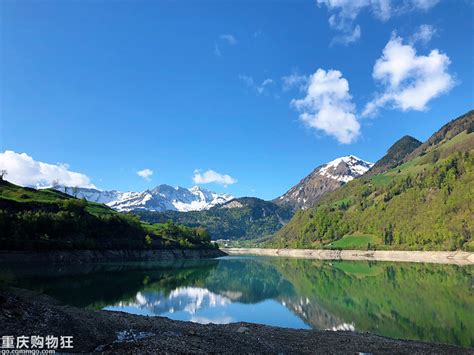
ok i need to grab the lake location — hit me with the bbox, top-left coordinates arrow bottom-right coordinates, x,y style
2,256 -> 473,347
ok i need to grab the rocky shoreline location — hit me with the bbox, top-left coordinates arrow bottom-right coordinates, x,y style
0,248 -> 226,263
222,248 -> 474,265
0,288 -> 470,354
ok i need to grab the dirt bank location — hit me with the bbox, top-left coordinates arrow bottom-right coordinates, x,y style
221,248 -> 474,265
0,248 -> 226,264
0,288 -> 470,354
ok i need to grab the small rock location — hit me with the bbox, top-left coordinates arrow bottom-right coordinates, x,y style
236,326 -> 249,333
162,331 -> 182,337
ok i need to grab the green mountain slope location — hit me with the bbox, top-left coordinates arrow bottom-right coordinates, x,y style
365,135 -> 422,176
405,110 -> 474,161
0,180 -> 216,250
136,197 -> 293,241
269,111 -> 474,251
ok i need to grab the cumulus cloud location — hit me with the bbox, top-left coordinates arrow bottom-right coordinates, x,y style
317,0 -> 439,44
363,33 -> 454,116
0,150 -> 95,188
291,69 -> 360,144
193,169 -> 237,187
137,168 -> 153,181
239,75 -> 275,95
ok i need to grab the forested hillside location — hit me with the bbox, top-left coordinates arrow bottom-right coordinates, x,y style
136,197 -> 293,241
270,112 -> 474,251
365,135 -> 421,176
0,180 -> 216,250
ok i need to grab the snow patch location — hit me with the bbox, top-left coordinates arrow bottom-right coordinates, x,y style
318,155 -> 373,182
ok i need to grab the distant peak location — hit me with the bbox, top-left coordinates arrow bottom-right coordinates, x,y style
385,135 -> 422,156
323,155 -> 372,169
189,185 -> 204,191
365,134 -> 422,176
318,155 -> 373,183
390,135 -> 422,149
400,135 -> 418,140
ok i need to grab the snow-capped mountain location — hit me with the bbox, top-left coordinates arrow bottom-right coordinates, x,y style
317,156 -> 373,183
61,184 -> 233,212
274,155 -> 373,210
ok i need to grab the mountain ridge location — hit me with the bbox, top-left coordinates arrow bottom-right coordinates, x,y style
365,136 -> 422,176
274,155 -> 373,210
405,110 -> 474,162
60,184 -> 233,213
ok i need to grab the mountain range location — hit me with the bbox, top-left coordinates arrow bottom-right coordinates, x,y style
133,157 -> 374,241
55,156 -> 376,242
61,185 -> 233,212
3,110 -> 472,250
49,110 -> 473,249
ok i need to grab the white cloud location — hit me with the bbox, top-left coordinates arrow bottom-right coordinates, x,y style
291,69 -> 360,144
0,150 -> 95,188
410,24 -> 436,44
331,25 -> 361,46
282,72 -> 308,91
239,75 -> 274,95
317,0 -> 439,44
412,0 -> 440,10
363,33 -> 454,116
193,169 -> 237,187
215,34 -> 237,57
137,168 -> 153,181
219,34 -> 237,45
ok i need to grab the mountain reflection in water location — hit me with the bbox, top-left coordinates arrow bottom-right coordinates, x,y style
4,256 -> 473,347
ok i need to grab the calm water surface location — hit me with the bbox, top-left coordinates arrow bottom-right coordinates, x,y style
3,256 -> 473,347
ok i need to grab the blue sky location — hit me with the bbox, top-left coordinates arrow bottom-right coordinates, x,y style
1,0 -> 473,200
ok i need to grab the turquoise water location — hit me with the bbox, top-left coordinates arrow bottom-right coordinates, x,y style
3,256 -> 473,347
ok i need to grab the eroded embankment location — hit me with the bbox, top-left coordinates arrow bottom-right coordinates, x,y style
0,248 -> 226,264
221,248 -> 474,265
